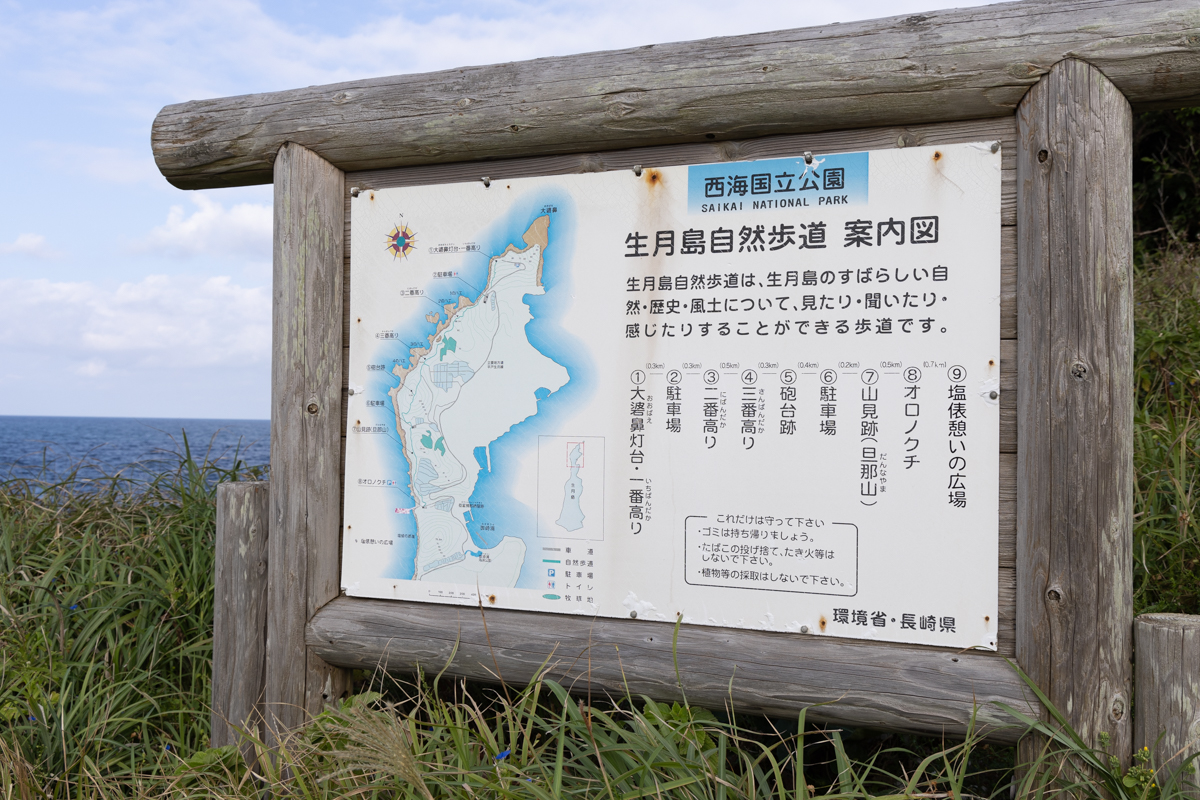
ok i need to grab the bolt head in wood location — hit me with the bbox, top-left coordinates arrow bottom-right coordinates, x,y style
307,402 -> 319,414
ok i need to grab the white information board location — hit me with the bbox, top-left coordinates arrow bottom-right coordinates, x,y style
342,141 -> 1001,650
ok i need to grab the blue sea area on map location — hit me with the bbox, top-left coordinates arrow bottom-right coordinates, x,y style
460,193 -> 590,588
371,191 -> 590,583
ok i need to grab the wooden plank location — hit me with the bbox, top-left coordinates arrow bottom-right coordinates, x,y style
1001,337 -> 1016,454
211,481 -> 269,751
1135,613 -> 1200,797
998,565 -> 1016,657
999,449 -> 1016,568
1016,59 -> 1134,766
266,143 -> 350,740
307,596 -> 1039,743
151,0 -> 1200,190
1002,225 -> 1016,340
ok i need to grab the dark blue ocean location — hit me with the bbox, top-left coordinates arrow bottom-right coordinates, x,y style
0,415 -> 271,481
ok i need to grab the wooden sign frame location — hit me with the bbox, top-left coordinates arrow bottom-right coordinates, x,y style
177,0 -> 1200,765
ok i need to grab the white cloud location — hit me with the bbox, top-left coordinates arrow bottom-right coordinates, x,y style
133,195 -> 272,260
0,274 -> 270,371
0,233 -> 58,259
8,0 -> 998,107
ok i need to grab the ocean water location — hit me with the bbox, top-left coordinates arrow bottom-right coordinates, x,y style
0,415 -> 271,480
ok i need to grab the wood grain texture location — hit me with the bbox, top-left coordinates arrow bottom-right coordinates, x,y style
211,481 -> 269,751
266,143 -> 349,739
1001,336 -> 1016,454
151,0 -> 1200,190
307,596 -> 1039,743
1135,613 -> 1200,797
1016,59 -> 1134,765
1002,225 -> 1017,340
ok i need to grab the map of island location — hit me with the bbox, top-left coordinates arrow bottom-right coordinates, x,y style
556,442 -> 585,532
387,215 -> 568,585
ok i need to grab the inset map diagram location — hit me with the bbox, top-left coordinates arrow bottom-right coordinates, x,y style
537,436 -> 604,540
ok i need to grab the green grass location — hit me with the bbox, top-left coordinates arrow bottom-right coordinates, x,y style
1134,243 -> 1200,615
0,243 -> 1199,797
0,442 -> 262,795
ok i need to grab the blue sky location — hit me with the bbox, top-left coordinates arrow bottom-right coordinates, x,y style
0,0 -> 992,419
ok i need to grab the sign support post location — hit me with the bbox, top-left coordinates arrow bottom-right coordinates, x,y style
211,480 -> 269,758
266,142 -> 351,739
1017,57 -> 1134,767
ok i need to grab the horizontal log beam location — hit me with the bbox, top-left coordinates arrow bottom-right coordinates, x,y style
307,596 -> 1040,743
152,0 -> 1200,190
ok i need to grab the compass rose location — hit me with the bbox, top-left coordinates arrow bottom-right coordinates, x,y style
385,223 -> 417,260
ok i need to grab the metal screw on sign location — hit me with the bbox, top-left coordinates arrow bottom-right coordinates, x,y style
349,186 -> 361,197
803,151 -> 813,165
990,141 -> 1000,154
632,165 -> 643,176
480,176 -> 491,188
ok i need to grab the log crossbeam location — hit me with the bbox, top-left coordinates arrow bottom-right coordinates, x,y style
152,0 -> 1200,190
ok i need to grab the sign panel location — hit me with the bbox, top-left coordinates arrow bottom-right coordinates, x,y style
342,142 -> 1001,650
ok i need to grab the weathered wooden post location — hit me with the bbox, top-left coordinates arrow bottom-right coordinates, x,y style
1016,57 -> 1134,765
265,142 -> 350,740
211,481 -> 270,751
1135,613 -> 1200,796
